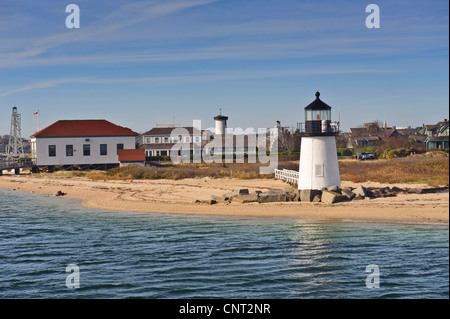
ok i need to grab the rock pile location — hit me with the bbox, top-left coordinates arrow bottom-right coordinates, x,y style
296,185 -> 425,204
194,185 -> 444,205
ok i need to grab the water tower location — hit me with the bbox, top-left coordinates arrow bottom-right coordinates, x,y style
214,109 -> 228,135
298,92 -> 340,190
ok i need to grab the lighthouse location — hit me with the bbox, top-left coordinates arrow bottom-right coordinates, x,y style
298,92 -> 340,190
214,110 -> 228,135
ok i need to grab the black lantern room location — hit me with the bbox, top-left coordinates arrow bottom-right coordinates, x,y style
303,91 -> 338,136
214,108 -> 228,123
213,114 -> 228,122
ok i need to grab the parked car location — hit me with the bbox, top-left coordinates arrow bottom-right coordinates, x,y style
356,152 -> 376,160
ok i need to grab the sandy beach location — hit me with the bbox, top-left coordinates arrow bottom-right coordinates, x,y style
0,173 -> 448,225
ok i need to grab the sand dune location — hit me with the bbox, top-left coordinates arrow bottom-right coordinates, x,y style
0,174 -> 448,225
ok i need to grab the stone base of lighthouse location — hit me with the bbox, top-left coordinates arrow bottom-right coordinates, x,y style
298,136 -> 340,190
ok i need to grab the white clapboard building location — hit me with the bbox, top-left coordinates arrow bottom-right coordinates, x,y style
30,119 -> 138,167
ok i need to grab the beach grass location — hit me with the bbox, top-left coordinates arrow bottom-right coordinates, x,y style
338,156 -> 449,186
37,155 -> 449,186
83,163 -> 274,181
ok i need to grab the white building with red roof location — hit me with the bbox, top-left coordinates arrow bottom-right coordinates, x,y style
30,120 -> 139,167
118,149 -> 145,167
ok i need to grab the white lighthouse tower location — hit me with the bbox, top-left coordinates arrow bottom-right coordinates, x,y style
214,110 -> 228,135
298,92 -> 340,190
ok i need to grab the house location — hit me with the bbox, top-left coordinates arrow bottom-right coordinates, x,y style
424,136 -> 449,150
118,149 -> 145,167
422,119 -> 449,150
345,135 -> 380,148
138,125 -> 259,157
30,120 -> 138,168
138,113 -> 263,159
345,123 -> 401,149
138,126 -> 211,157
436,120 -> 449,137
395,126 -> 422,137
378,128 -> 401,140
408,134 -> 428,148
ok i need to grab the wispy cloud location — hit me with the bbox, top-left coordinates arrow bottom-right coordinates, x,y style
0,65 -> 398,97
0,0 -> 217,67
0,77 -> 94,97
1,32 -> 446,69
1,0 -> 447,69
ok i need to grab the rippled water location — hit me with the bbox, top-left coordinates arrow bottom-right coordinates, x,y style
0,189 -> 448,299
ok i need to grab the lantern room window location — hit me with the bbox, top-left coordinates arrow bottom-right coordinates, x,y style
305,109 -> 331,121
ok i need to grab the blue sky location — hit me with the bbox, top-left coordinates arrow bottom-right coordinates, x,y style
0,0 -> 448,137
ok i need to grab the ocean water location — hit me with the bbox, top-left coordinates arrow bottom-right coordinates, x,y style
0,189 -> 448,299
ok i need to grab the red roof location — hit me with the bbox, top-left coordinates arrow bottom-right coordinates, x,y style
118,149 -> 145,162
31,120 -> 138,137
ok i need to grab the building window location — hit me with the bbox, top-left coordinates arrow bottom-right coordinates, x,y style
66,145 -> 73,157
145,137 -> 151,144
164,137 -> 169,143
117,143 -> 124,154
154,137 -> 160,143
315,164 -> 324,177
49,145 -> 56,157
100,144 -> 107,156
83,144 -> 90,156
184,136 -> 190,143
195,136 -> 200,143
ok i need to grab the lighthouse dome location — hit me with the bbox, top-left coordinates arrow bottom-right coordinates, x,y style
304,91 -> 332,111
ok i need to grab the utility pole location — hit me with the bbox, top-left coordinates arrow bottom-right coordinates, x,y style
6,106 -> 25,162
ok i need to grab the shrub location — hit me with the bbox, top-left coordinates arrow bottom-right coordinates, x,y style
146,155 -> 171,162
71,171 -> 87,177
337,148 -> 353,156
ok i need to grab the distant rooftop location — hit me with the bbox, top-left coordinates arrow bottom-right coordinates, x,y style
140,127 -> 205,136
155,124 -> 180,128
